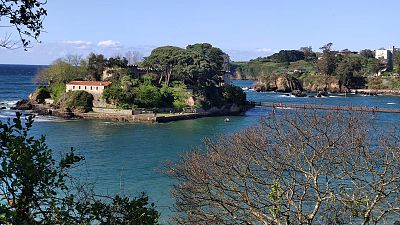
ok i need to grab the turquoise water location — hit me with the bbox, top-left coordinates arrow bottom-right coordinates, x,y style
0,66 -> 400,222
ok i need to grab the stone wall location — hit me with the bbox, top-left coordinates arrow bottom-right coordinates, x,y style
92,107 -> 133,116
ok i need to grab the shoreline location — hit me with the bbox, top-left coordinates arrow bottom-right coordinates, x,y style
13,102 -> 251,123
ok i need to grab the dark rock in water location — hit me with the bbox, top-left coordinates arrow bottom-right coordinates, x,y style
291,90 -> 307,97
393,221 -> 400,225
11,100 -> 32,110
308,96 -> 315,98
316,91 -> 329,97
0,106 -> 6,110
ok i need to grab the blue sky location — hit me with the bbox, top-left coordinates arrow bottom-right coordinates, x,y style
1,0 -> 399,65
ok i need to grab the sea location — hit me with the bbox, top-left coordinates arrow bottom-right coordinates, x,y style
0,64 -> 400,222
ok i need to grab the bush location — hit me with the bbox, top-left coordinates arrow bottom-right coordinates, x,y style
58,91 -> 94,112
134,84 -> 162,108
49,83 -> 66,101
31,86 -> 51,103
0,113 -> 160,224
170,82 -> 191,110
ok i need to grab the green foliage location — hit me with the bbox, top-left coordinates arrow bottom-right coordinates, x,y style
33,86 -> 51,101
0,113 -> 160,224
106,56 -> 128,68
222,85 -> 246,105
134,84 -> 162,108
336,55 -> 364,89
170,82 -> 191,110
75,194 -> 159,225
87,53 -> 106,81
360,49 -> 375,59
0,112 -> 84,224
34,58 -> 87,84
103,85 -> 134,107
49,83 -> 66,101
367,76 -> 400,90
143,43 -> 227,88
0,0 -> 47,49
317,43 -> 336,76
58,91 -> 94,112
266,50 -> 305,63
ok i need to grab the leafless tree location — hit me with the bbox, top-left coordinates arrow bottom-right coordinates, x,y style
125,50 -> 143,65
169,109 -> 400,225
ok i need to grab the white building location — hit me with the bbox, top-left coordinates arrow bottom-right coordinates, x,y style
375,47 -> 394,71
66,81 -> 112,95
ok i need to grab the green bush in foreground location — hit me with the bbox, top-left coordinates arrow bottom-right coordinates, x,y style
0,113 -> 159,224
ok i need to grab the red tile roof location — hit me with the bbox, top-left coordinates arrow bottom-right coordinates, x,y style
67,81 -> 112,86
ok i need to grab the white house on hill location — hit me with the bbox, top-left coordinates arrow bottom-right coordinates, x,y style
66,81 -> 112,95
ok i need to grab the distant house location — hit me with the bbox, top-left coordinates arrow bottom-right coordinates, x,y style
375,47 -> 394,72
66,81 -> 112,95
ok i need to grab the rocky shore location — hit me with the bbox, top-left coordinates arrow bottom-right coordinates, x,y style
11,99 -> 252,123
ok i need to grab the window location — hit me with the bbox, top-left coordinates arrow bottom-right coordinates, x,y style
73,86 -> 75,89
96,87 -> 98,90
90,86 -> 92,90
84,86 -> 86,90
78,86 -> 81,89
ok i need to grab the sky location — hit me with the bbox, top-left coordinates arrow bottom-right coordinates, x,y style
1,0 -> 400,65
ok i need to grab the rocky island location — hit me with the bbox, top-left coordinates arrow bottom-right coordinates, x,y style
15,43 -> 250,122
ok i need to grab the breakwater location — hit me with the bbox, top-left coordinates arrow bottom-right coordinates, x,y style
253,101 -> 400,113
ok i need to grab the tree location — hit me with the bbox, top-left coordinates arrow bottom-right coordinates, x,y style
267,50 -> 305,63
336,55 -> 363,90
106,56 -> 129,68
143,46 -> 185,85
317,43 -> 336,76
300,46 -> 317,61
34,58 -> 87,84
87,53 -> 106,81
0,112 -> 83,224
0,0 -> 47,49
169,110 -> 400,224
360,49 -> 375,59
0,113 -> 160,224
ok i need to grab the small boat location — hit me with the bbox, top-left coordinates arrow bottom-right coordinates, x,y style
224,118 -> 230,122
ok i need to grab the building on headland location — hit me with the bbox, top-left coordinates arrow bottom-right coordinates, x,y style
375,46 -> 394,72
66,81 -> 112,107
66,81 -> 112,95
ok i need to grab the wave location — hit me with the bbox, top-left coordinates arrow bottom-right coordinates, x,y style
387,102 -> 397,105
0,100 -> 18,109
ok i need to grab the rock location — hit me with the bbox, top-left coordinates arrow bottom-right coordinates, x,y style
316,91 -> 329,97
29,87 -> 51,104
291,90 -> 307,97
11,100 -> 32,110
0,107 -> 6,110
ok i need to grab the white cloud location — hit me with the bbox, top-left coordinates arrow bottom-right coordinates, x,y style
97,40 -> 121,48
256,48 -> 273,53
64,40 -> 92,45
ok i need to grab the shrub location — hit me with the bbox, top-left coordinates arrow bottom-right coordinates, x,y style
0,113 -> 160,224
57,91 -> 93,112
222,85 -> 246,105
49,83 -> 66,101
134,84 -> 162,108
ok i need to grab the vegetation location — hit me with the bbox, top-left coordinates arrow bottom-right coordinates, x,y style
35,43 -> 246,111
169,110 -> 400,224
57,91 -> 94,112
233,43 -> 397,91
0,113 -> 159,224
0,0 -> 47,49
